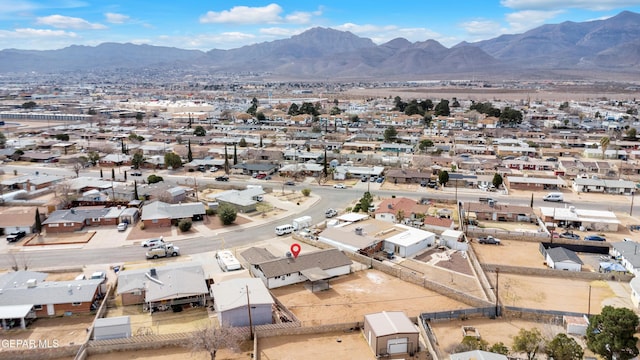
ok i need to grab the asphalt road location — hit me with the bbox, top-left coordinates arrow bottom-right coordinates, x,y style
0,164 -> 635,269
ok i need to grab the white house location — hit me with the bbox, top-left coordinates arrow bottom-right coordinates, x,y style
629,277 -> 640,308
240,248 -> 352,289
544,247 -> 583,272
383,224 -> 436,258
364,311 -> 420,357
440,229 -> 468,251
611,241 -> 640,276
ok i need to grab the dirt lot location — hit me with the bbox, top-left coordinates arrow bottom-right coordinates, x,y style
86,344 -> 253,360
104,304 -> 210,336
271,269 -> 471,326
258,331 -> 380,360
24,232 -> 95,246
0,315 -> 92,350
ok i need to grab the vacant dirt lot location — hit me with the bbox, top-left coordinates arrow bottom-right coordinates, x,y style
24,232 -> 95,246
0,315 -> 92,350
104,305 -> 210,336
271,269 -> 471,326
86,344 -> 253,360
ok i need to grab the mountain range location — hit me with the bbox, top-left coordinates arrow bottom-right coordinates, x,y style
1,11 -> 639,80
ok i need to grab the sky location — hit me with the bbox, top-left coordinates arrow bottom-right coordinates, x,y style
1,0 -> 640,51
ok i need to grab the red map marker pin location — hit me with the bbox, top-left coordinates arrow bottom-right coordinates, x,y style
290,243 -> 301,259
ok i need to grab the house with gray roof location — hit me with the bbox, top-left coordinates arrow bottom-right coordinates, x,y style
210,187 -> 265,213
450,350 -> 508,360
42,207 -> 111,233
364,311 -> 419,357
140,200 -> 206,228
210,278 -> 274,327
611,241 -> 640,276
116,262 -> 208,308
544,247 -> 583,272
0,270 -> 103,326
1,174 -> 63,191
241,248 -> 352,289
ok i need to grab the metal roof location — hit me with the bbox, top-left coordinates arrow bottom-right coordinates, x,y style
254,248 -> 352,278
0,279 -> 102,306
364,311 -> 417,337
0,304 -> 34,319
210,278 -> 273,312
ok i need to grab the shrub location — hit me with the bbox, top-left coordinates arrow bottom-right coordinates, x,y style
205,208 -> 216,216
139,222 -> 145,230
301,188 -> 311,197
147,174 -> 163,184
178,219 -> 192,232
218,204 -> 237,225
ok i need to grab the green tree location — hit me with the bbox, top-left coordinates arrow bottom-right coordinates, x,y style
499,107 -> 523,126
546,333 -> 583,360
22,101 -> 37,109
358,192 -> 374,213
0,131 -> 6,148
238,138 -> 247,147
233,143 -> 238,165
434,99 -> 450,116
194,125 -> 206,137
626,127 -> 637,140
418,139 -> 434,152
301,188 -> 311,197
600,136 -> 610,159
488,342 -> 509,355
187,140 -> 193,162
147,174 -> 163,184
88,151 -> 100,166
111,168 -> 115,180
246,103 -> 257,116
587,306 -> 639,360
256,112 -> 266,122
218,203 -> 237,225
178,219 -> 192,232
164,152 -> 182,169
492,173 -> 503,189
259,135 -> 263,148
287,103 -> 300,116
330,106 -> 342,115
135,112 -> 143,122
438,170 -> 449,186
134,180 -> 139,200
512,328 -> 544,360
55,134 -> 70,141
452,336 -> 489,353
224,145 -> 230,174
131,151 -> 145,169
383,126 -> 398,143
35,208 -> 42,234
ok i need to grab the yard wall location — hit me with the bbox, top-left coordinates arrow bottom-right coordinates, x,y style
1,345 -> 81,360
481,263 -> 634,282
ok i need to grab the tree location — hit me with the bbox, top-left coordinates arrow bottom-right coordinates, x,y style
600,136 -> 610,159
111,168 -> 115,181
587,306 -> 639,360
178,219 -> 192,232
418,139 -> 433,152
499,107 -> 523,126
189,325 -> 243,360
259,135 -> 263,148
301,188 -> 311,197
55,134 -> 70,141
451,336 -> 489,353
358,192 -> 374,213
131,151 -> 145,169
100,168 -> 103,178
194,125 -> 206,137
238,138 -> 247,147
34,208 -> 42,234
134,180 -> 139,200
22,101 -> 37,109
147,174 -> 163,184
233,143 -> 238,165
626,127 -> 637,140
164,152 -> 182,169
434,99 -> 450,116
323,148 -> 328,177
546,333 -> 583,360
223,145 -> 230,174
256,112 -> 266,122
73,162 -> 83,178
218,203 -> 237,225
512,328 -> 544,360
287,103 -> 300,116
492,173 -> 503,189
438,170 -> 449,186
383,126 -> 398,143
0,131 -> 6,148
187,140 -> 193,163
488,342 -> 509,355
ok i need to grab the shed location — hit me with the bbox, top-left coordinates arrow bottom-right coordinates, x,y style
440,229 -> 468,251
563,315 -> 588,336
363,311 -> 419,357
93,316 -> 132,340
545,247 -> 583,272
210,278 -> 274,327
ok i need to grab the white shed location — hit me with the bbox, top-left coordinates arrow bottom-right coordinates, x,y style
440,229 -> 468,251
383,224 -> 436,258
93,316 -> 131,340
545,247 -> 583,272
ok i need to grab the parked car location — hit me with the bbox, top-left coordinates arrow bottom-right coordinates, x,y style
559,232 -> 580,240
141,237 -> 165,248
6,231 -> 27,243
376,177 -> 384,183
585,235 -> 606,242
325,208 -> 338,218
284,180 -> 295,186
255,173 -> 267,179
215,175 -> 229,181
117,222 -> 128,232
209,167 -> 219,172
478,236 -> 501,245
333,183 -> 346,189
130,171 -> 142,177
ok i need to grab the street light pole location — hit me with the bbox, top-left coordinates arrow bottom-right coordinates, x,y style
495,268 -> 500,318
246,285 -> 254,340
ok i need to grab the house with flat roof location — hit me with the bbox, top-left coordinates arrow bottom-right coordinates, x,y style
611,241 -> 640,276
140,200 -> 205,228
540,206 -> 620,232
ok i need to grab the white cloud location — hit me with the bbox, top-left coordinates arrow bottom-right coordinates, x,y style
335,23 -> 443,45
200,3 -> 283,24
500,0 -> 640,11
105,13 -> 130,24
505,10 -> 563,32
36,15 -> 107,30
0,28 -> 77,39
259,27 -> 305,37
461,20 -> 506,37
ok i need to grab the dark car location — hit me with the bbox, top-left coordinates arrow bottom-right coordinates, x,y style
585,235 -> 606,242
478,236 -> 501,245
6,231 -> 27,243
215,175 -> 229,181
559,232 -> 580,240
284,181 -> 295,186
130,171 -> 142,177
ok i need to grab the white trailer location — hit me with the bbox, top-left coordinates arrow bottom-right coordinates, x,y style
292,216 -> 312,231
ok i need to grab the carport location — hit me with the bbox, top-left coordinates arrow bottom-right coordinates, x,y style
0,304 -> 35,329
301,267 -> 332,292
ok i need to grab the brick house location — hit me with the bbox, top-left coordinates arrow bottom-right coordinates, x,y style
140,200 -> 206,228
42,207 -> 111,233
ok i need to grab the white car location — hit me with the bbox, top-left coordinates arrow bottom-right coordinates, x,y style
141,237 -> 164,248
117,222 -> 128,231
333,183 -> 346,189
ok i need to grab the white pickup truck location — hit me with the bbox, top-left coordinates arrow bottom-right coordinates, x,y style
146,244 -> 180,259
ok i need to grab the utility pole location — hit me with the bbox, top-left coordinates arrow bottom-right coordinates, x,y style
631,191 -> 635,216
495,268 -> 500,318
588,285 -> 592,317
246,285 -> 254,340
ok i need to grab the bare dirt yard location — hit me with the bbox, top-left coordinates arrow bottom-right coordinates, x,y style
258,331 -> 381,360
0,315 -> 93,350
271,269 -> 471,326
85,344 -> 253,360
24,232 -> 95,246
103,305 -> 210,336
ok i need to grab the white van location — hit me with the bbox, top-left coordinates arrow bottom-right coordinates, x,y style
275,224 -> 294,236
543,192 -> 564,202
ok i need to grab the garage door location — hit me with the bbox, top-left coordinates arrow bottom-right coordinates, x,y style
387,338 -> 408,354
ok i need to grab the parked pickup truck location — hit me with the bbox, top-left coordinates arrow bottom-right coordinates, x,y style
146,244 -> 180,259
477,236 -> 501,245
